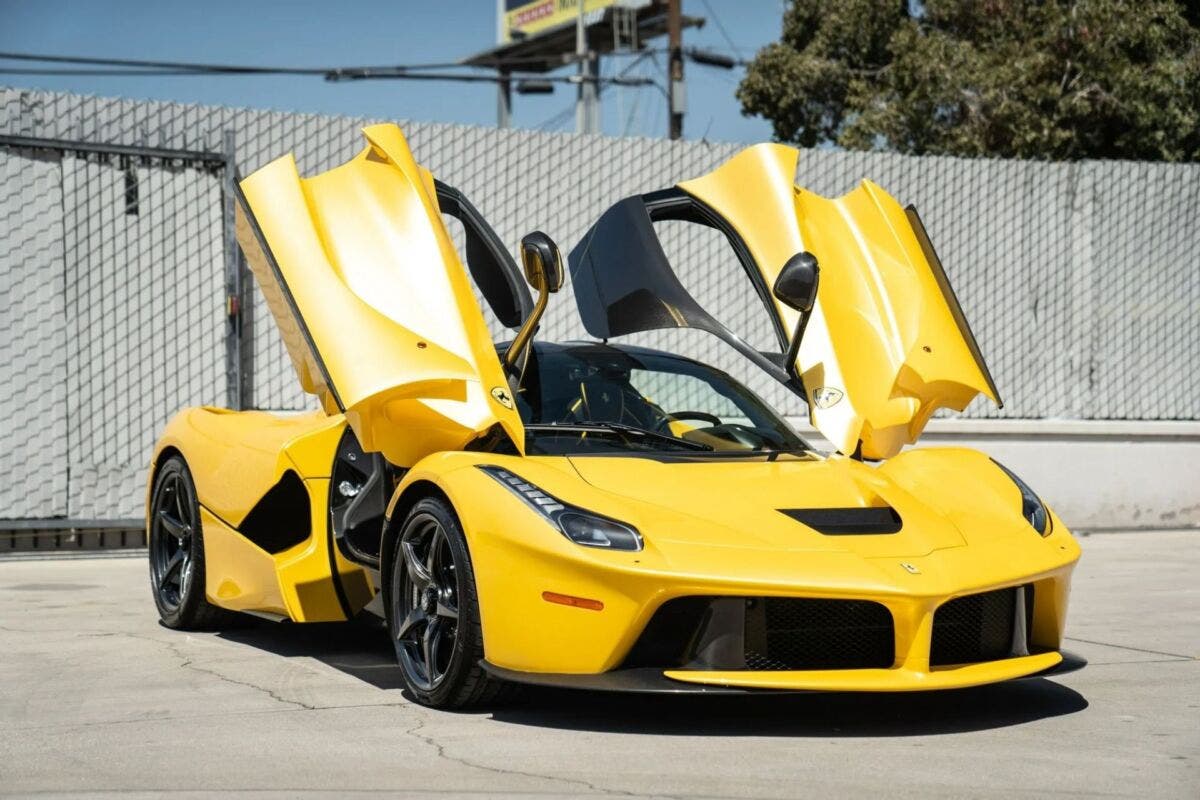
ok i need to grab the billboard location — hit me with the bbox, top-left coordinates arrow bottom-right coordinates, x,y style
499,0 -> 646,44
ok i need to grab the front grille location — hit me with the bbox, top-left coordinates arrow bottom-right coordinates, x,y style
745,598 -> 895,670
930,586 -> 1025,666
621,596 -> 896,671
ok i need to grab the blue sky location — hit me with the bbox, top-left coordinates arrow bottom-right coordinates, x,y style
0,0 -> 784,143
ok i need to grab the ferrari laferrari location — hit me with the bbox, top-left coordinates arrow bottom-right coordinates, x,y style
147,124 -> 1081,708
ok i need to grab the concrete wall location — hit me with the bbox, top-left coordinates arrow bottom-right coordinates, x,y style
1,87 -> 1197,529
790,419 -> 1200,532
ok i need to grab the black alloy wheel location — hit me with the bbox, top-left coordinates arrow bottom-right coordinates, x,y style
389,497 -> 511,708
395,510 -> 460,690
148,456 -> 234,629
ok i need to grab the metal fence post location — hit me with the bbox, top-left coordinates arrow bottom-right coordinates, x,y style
221,129 -> 246,410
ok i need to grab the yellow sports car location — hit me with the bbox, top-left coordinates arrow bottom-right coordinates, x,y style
147,124 -> 1082,708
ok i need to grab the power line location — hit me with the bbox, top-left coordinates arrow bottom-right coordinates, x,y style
0,50 -> 487,74
535,103 -> 577,132
0,48 -> 743,80
326,68 -> 652,87
0,46 -> 740,135
0,52 -> 656,88
699,0 -> 746,59
0,68 -> 223,77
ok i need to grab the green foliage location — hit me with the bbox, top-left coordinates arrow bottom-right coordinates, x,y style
737,1 -> 1200,160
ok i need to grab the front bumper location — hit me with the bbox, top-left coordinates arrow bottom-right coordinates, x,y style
481,650 -> 1087,694
440,458 -> 1082,679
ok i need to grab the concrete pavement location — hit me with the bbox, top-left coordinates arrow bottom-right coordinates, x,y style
0,531 -> 1196,798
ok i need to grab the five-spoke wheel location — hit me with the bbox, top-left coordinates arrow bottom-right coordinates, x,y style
148,455 -> 232,629
389,496 -> 510,708
150,466 -> 195,612
394,511 -> 461,691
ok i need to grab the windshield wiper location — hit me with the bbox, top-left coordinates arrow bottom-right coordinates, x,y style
526,422 -> 714,451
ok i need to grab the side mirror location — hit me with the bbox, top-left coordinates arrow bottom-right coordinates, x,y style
504,231 -> 563,370
519,231 -> 564,294
773,251 -> 820,312
773,252 -> 821,382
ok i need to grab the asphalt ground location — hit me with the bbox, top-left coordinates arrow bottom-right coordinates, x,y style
0,530 -> 1196,799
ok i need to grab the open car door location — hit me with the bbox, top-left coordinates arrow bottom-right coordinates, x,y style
570,144 -> 1000,460
236,123 -> 526,465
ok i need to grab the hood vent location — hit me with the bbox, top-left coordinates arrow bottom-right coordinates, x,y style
779,506 -> 902,535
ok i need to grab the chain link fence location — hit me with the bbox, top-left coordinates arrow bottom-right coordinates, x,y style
2,86 -> 1198,522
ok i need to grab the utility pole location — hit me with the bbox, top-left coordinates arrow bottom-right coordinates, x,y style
497,67 -> 512,128
576,1 -> 599,134
667,0 -> 684,140
495,0 -> 510,127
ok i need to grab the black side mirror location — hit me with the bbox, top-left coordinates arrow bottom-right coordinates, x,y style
773,251 -> 821,381
505,231 -> 563,370
773,251 -> 820,312
519,231 -> 564,294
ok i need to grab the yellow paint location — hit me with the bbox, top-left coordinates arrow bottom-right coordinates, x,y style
199,507 -> 288,616
394,449 -> 1078,677
149,135 -> 1080,695
664,652 -> 1062,692
679,145 -> 999,459
156,408 -> 332,526
237,124 -> 523,466
153,407 -> 373,623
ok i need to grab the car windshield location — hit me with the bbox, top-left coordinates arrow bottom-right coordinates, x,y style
511,344 -> 808,456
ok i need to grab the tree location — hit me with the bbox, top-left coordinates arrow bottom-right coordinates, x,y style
737,1 -> 1200,161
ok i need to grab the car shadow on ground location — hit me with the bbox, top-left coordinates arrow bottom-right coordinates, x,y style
217,617 -> 408,691
218,618 -> 1089,737
493,679 -> 1088,737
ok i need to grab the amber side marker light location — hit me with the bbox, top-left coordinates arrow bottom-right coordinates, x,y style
542,591 -> 604,611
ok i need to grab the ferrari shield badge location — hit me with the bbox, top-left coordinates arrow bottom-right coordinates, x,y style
491,386 -> 514,409
813,387 -> 844,409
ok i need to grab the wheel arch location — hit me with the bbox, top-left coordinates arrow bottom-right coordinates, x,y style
152,444 -> 185,476
146,406 -> 210,519
146,445 -> 185,522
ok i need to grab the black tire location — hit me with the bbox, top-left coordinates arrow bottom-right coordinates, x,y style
148,456 -> 238,630
388,497 -> 513,709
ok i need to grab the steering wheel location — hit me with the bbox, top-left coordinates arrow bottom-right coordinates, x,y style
698,423 -> 770,449
664,410 -> 723,427
562,381 -> 659,429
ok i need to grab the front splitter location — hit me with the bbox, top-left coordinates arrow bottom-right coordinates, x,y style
480,651 -> 1086,694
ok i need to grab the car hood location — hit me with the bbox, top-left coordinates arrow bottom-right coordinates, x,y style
565,452 -> 982,559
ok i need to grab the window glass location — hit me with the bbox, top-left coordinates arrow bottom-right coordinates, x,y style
628,369 -> 750,426
518,344 -> 807,456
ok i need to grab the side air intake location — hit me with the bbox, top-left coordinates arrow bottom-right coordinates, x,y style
237,470 -> 311,554
930,585 -> 1033,666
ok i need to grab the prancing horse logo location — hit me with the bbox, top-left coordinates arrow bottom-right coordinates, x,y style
491,386 -> 514,409
813,387 -> 844,409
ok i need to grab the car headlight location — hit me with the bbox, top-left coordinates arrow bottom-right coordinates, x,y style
991,459 -> 1051,536
479,465 -> 643,551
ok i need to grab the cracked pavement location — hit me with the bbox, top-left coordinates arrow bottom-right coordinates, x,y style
0,530 -> 1197,799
